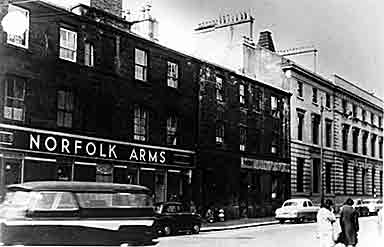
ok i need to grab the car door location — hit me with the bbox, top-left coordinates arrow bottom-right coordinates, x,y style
162,204 -> 178,229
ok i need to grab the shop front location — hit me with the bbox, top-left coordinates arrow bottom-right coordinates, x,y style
239,157 -> 290,217
0,124 -> 195,203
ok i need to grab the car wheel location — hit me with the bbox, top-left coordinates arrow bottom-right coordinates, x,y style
192,224 -> 200,234
279,219 -> 285,224
163,225 -> 172,236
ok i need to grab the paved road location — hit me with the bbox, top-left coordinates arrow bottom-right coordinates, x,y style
157,216 -> 382,247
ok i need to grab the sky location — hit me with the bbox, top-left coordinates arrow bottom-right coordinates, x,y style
52,0 -> 384,100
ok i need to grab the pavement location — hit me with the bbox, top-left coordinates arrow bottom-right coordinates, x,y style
200,216 -> 278,232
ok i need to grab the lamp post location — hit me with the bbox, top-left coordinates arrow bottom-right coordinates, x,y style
320,96 -> 325,205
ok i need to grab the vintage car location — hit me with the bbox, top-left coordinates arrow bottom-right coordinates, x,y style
362,198 -> 383,215
154,202 -> 202,236
353,198 -> 370,217
275,198 -> 320,223
0,181 -> 158,246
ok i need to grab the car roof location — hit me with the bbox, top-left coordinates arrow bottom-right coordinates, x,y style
285,198 -> 309,202
7,181 -> 151,193
154,202 -> 182,206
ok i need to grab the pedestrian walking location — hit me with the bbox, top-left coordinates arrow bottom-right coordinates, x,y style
339,198 -> 359,247
317,199 -> 337,247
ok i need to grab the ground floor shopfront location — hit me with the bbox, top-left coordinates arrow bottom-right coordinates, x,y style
290,141 -> 383,205
0,124 -> 195,203
198,150 -> 290,219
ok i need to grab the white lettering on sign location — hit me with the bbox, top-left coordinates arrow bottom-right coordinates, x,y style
159,151 -> 166,164
74,140 -> 82,154
109,145 -> 117,159
139,149 -> 146,161
30,134 -> 40,149
28,134 -> 167,164
148,150 -> 157,162
45,136 -> 57,151
86,142 -> 96,156
99,143 -> 106,158
129,149 -> 138,161
62,138 -> 70,153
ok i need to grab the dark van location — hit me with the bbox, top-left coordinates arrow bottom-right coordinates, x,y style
0,181 -> 158,246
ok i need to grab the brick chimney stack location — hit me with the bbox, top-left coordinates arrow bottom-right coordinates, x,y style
90,0 -> 122,17
257,30 -> 276,52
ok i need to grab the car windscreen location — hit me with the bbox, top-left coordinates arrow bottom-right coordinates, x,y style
76,192 -> 153,208
1,191 -> 32,208
283,201 -> 298,207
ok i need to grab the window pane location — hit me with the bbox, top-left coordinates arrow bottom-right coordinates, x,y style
6,5 -> 29,48
135,48 -> 147,66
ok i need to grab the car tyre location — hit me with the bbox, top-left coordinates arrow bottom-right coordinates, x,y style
163,225 -> 172,236
192,224 -> 200,234
279,219 -> 285,224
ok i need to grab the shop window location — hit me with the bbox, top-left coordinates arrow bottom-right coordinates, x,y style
74,164 -> 96,182
59,27 -> 77,62
297,110 -> 304,141
24,160 -> 70,182
133,106 -> 148,141
84,42 -> 94,67
4,76 -> 25,121
215,76 -> 224,102
312,158 -> 320,193
135,48 -> 147,81
297,81 -> 303,98
113,167 -> 137,184
239,84 -> 245,105
325,163 -> 331,194
140,170 -> 165,203
296,158 -> 304,192
4,160 -> 22,185
57,90 -> 74,128
6,5 -> 29,48
166,115 -> 178,145
167,61 -> 178,88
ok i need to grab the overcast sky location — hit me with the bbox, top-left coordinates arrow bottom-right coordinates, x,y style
54,0 -> 384,100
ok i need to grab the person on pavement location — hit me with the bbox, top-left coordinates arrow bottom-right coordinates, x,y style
317,199 -> 336,247
340,198 -> 359,247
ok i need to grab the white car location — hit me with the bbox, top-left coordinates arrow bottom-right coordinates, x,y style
362,198 -> 383,215
275,198 -> 320,223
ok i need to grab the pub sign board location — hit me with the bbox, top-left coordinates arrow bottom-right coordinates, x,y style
0,125 -> 194,167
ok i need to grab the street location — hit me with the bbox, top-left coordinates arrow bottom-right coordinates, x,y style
157,216 -> 382,247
